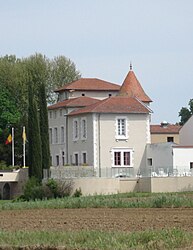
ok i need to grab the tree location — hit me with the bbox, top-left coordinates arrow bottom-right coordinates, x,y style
179,99 -> 193,125
28,82 -> 42,181
38,82 -> 51,172
0,53 -> 80,167
47,55 -> 81,103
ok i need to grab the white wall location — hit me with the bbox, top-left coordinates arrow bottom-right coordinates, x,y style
146,143 -> 174,176
180,115 -> 193,145
173,147 -> 193,175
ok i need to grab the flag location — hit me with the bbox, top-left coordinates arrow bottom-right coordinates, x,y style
5,134 -> 12,145
22,127 -> 26,143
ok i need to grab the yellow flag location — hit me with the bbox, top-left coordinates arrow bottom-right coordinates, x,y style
22,127 -> 26,143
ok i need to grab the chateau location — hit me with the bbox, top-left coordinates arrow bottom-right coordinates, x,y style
48,65 -> 153,177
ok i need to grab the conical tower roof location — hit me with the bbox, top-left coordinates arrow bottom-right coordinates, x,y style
119,65 -> 152,103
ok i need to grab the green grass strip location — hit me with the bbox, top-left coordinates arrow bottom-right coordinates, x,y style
0,228 -> 192,249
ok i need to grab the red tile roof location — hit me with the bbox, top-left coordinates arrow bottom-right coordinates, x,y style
119,70 -> 152,103
69,96 -> 151,116
48,97 -> 100,110
55,78 -> 120,92
150,124 -> 181,134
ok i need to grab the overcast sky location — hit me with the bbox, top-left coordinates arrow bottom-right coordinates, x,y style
1,0 -> 193,124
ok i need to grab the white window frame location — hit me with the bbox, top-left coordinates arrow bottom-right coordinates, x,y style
73,118 -> 79,141
112,148 -> 133,168
81,117 -> 87,140
115,116 -> 128,140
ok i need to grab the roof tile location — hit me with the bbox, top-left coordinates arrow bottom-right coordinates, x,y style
119,70 -> 152,102
55,78 -> 120,92
48,96 -> 100,110
69,96 -> 151,116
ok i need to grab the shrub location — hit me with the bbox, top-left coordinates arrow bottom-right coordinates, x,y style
22,178 -> 74,201
73,188 -> 82,197
23,177 -> 44,201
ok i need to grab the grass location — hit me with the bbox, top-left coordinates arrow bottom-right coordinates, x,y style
0,228 -> 192,249
1,192 -> 193,210
1,193 -> 193,249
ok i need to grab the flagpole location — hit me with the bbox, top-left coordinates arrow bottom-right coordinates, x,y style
12,127 -> 14,166
23,126 -> 26,167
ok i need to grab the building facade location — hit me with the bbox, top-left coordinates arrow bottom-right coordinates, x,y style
48,67 -> 152,177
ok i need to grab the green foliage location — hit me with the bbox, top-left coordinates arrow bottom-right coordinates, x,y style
0,228 -> 192,249
0,53 -> 80,166
23,177 -> 44,201
28,82 -> 42,181
22,178 -> 73,201
179,99 -> 193,125
73,188 -> 82,197
38,82 -> 50,170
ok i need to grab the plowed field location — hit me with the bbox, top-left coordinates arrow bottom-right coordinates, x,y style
1,207 -> 193,232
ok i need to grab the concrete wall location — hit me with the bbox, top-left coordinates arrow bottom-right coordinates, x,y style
151,133 -> 180,144
97,113 -> 150,177
151,177 -> 193,192
180,115 -> 193,145
0,168 -> 29,199
71,177 -> 139,195
67,176 -> 193,195
173,147 -> 193,174
146,143 -> 174,176
68,114 -> 94,166
60,90 -> 118,100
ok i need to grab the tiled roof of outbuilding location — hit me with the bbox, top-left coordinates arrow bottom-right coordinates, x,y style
150,124 -> 181,134
69,96 -> 151,116
55,78 -> 120,92
119,70 -> 152,103
48,96 -> 100,110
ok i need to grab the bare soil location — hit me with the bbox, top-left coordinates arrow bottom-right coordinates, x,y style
1,207 -> 193,232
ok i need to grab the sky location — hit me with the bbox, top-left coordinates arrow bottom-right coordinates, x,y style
1,0 -> 193,124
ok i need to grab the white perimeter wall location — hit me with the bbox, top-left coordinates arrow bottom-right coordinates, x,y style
173,147 -> 193,174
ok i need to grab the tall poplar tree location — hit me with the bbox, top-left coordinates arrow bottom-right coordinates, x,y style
39,82 -> 50,174
28,82 -> 42,181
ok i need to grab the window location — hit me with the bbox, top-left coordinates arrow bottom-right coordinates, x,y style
56,155 -> 59,166
167,137 -> 174,142
116,117 -> 127,139
82,152 -> 87,164
147,158 -> 153,166
60,109 -> 63,116
81,118 -> 87,139
74,153 -> 79,165
62,151 -> 65,166
49,128 -> 53,144
190,162 -> 193,169
114,152 -> 121,165
73,119 -> 79,141
112,148 -> 132,167
124,152 -> 130,166
54,127 -> 58,143
61,126 -> 64,143
54,111 -> 57,119
49,111 -> 52,119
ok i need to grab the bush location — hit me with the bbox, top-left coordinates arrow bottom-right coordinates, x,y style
73,188 -> 82,197
23,177 -> 44,201
22,178 -> 74,201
